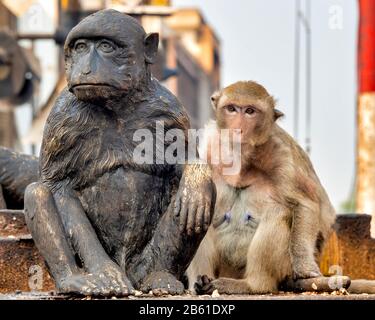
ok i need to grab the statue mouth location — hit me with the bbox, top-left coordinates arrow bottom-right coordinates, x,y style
72,83 -> 114,89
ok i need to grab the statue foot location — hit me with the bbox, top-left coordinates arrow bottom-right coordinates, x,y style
57,273 -> 132,297
140,271 -> 184,295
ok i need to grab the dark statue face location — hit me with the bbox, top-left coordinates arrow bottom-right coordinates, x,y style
67,37 -> 145,103
64,9 -> 159,105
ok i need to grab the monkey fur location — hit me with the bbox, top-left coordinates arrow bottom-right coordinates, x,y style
187,81 -> 372,294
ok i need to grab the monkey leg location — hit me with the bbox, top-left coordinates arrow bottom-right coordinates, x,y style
128,196 -> 211,294
241,213 -> 292,294
186,227 -> 217,292
198,213 -> 293,295
290,201 -> 322,279
24,182 -> 132,296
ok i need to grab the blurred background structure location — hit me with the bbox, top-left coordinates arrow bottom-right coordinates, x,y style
0,0 -> 221,153
0,0 -> 374,229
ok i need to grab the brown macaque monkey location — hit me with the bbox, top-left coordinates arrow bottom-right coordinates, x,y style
187,81 -> 354,294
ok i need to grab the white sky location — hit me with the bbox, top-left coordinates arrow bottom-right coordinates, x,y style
174,0 -> 358,210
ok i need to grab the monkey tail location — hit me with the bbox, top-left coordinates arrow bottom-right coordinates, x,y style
348,280 -> 375,294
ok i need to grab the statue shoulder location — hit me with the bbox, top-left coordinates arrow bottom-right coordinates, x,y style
151,79 -> 190,130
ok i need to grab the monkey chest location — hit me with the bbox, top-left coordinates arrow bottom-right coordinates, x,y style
212,183 -> 277,272
214,203 -> 259,270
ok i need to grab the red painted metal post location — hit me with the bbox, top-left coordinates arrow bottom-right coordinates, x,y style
356,0 -> 375,236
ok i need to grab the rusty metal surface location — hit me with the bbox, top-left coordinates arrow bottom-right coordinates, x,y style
0,236 -> 55,293
321,214 -> 375,280
0,209 -> 28,237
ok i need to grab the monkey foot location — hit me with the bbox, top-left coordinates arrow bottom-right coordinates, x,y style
140,271 -> 184,295
194,275 -> 214,294
57,273 -> 133,297
292,261 -> 322,280
194,275 -> 251,295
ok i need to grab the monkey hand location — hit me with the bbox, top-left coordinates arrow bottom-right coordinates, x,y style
292,259 -> 322,280
174,163 -> 216,235
140,271 -> 184,295
85,261 -> 134,296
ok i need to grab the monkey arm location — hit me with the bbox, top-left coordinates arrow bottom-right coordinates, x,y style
173,162 -> 216,235
290,198 -> 322,279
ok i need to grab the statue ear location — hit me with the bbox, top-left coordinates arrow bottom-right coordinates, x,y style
144,33 -> 159,64
210,90 -> 221,110
274,109 -> 284,121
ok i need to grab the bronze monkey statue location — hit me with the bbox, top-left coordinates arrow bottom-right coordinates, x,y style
20,9 -> 215,296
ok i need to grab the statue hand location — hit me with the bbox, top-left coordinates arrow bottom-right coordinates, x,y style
174,163 -> 216,235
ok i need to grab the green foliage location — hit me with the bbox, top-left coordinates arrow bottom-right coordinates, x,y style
340,194 -> 356,213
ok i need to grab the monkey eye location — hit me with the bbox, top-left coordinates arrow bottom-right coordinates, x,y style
74,40 -> 88,53
225,105 -> 237,113
245,107 -> 256,115
97,40 -> 116,53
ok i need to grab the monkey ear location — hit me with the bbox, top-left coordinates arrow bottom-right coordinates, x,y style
144,33 -> 159,64
210,91 -> 221,109
274,109 -> 284,121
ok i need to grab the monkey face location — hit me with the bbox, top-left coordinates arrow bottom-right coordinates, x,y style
212,81 -> 284,146
66,37 -> 147,104
217,103 -> 268,144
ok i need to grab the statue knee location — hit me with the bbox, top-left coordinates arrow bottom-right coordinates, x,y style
24,182 -> 51,220
25,182 -> 51,201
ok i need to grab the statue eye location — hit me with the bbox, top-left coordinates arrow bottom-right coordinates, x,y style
225,105 -> 236,113
74,41 -> 88,53
98,40 -> 115,53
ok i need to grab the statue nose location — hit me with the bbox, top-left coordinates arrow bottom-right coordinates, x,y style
82,68 -> 91,75
80,48 -> 95,75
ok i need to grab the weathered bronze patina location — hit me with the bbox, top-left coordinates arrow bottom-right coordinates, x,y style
12,9 -> 215,296
0,147 -> 38,209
